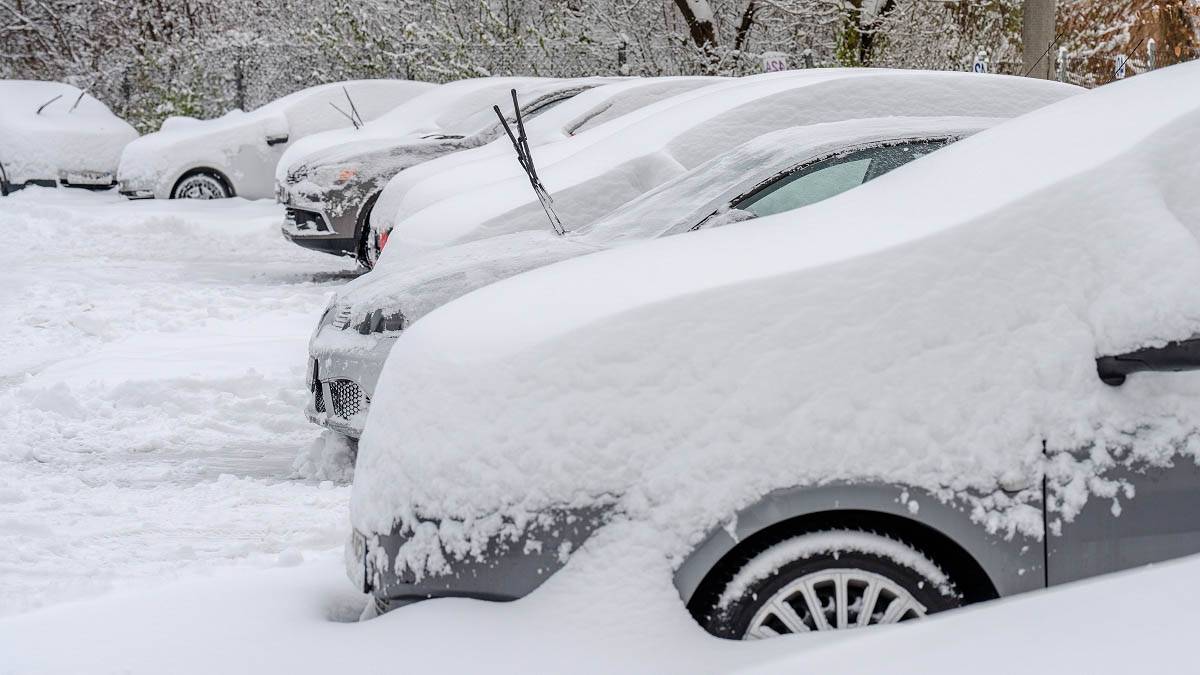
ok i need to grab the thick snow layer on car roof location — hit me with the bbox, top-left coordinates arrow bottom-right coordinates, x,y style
376,70 -> 1081,263
118,80 -> 430,189
368,76 -> 724,227
352,63 -> 1200,584
0,80 -> 138,182
276,77 -> 552,180
576,115 -> 1001,244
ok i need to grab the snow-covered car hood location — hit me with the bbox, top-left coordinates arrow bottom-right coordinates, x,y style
376,69 -> 1082,263
275,77 -> 554,184
276,77 -> 627,190
0,81 -> 138,183
369,77 -> 724,236
329,231 -> 598,331
352,63 -> 1200,581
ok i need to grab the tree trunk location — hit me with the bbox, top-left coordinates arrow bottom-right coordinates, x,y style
673,0 -> 717,50
1022,0 -> 1058,78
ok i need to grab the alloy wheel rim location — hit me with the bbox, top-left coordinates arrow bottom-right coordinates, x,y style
177,175 -> 226,199
743,568 -> 927,639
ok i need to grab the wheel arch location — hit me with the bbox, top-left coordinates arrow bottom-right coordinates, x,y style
171,166 -> 236,198
677,482 -> 1043,618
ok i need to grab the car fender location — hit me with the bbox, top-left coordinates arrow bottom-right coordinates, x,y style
673,481 -> 1045,605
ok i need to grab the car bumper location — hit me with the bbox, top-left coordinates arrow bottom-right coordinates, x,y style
278,183 -> 361,257
305,326 -> 399,438
351,506 -> 610,611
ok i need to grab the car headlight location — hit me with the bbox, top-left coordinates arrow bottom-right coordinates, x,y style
355,308 -> 407,335
313,164 -> 360,186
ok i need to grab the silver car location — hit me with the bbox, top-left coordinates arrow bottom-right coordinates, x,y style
306,117 -> 997,442
345,62 -> 1200,641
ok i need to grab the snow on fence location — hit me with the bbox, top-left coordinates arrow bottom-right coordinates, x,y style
72,39 -> 1195,134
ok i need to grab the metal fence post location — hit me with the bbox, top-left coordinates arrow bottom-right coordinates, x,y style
234,47 -> 246,111
1056,47 -> 1068,81
1148,38 -> 1157,71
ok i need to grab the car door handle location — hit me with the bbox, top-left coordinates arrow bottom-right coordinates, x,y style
1097,336 -> 1200,386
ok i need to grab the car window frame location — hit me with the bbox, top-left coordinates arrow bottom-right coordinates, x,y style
681,134 -> 963,234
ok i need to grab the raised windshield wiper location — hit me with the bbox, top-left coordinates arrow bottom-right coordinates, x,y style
493,89 -> 566,236
36,94 -> 63,115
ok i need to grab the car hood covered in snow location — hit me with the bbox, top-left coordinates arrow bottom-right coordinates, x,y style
328,231 -> 598,330
0,80 -> 138,183
375,69 -> 1081,263
352,63 -> 1200,586
275,77 -> 545,180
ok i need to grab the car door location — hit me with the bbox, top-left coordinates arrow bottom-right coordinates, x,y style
1048,340 -> 1200,585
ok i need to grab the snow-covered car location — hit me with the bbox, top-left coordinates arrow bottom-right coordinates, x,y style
116,80 -> 433,200
369,69 -> 1082,264
307,116 -> 998,441
348,62 -> 1200,641
276,76 -> 715,264
0,80 -> 138,195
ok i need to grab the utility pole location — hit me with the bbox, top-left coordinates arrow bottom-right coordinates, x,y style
1022,0 -> 1058,79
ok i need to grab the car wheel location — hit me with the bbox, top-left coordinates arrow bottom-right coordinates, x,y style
356,192 -> 381,270
172,171 -> 231,200
702,529 -> 961,639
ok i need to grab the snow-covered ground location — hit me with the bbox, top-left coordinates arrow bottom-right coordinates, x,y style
0,188 -> 357,616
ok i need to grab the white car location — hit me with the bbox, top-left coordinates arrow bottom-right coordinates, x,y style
116,80 -> 433,200
369,69 -> 1081,263
0,80 -> 138,195
349,62 -> 1200,643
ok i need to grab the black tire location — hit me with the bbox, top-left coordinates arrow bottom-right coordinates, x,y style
171,170 -> 232,200
356,192 -> 381,270
701,529 -> 962,639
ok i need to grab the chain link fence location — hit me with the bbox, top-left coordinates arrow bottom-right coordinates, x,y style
90,39 -> 1195,133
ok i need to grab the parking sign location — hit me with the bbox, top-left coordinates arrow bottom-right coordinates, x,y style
761,52 -> 788,73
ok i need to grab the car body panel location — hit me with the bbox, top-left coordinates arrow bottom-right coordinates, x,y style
674,482 -> 1045,604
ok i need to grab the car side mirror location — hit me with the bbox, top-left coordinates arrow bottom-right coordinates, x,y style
1096,336 -> 1200,386
263,115 -> 290,146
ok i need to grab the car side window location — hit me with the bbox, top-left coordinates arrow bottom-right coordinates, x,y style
732,139 -> 952,220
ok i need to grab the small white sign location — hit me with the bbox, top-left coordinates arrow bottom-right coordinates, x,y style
761,52 -> 788,73
972,51 -> 989,74
1115,55 -> 1128,79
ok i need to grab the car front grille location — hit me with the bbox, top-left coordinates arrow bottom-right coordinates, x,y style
313,380 -> 326,414
328,379 -> 369,419
285,207 -> 329,233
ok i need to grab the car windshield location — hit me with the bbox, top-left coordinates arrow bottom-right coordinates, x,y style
442,88 -> 584,140
575,135 -> 958,247
734,140 -> 949,218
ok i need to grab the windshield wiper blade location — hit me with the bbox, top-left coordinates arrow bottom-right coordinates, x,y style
493,89 -> 565,236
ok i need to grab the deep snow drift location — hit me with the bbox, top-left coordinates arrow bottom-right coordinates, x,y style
0,188 -> 357,616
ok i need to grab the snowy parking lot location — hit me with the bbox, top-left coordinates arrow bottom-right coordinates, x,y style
0,188 -> 358,616
1,187 -> 1198,675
